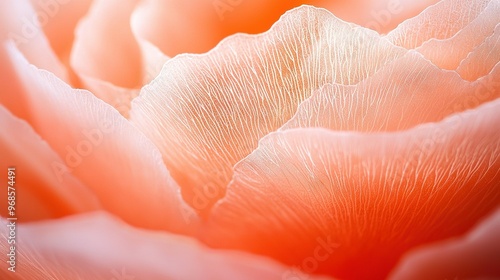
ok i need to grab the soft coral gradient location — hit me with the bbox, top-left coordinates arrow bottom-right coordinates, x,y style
1,0 -> 500,279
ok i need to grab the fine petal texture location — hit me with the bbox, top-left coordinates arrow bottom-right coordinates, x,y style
386,0 -> 492,49
0,0 -> 68,81
77,76 -> 140,118
457,23 -> 500,81
415,0 -> 500,70
389,209 -> 500,280
282,51 -> 500,131
0,105 -> 100,221
0,41 -> 196,232
130,0 -> 340,56
0,212 -> 334,280
206,99 -> 500,279
129,5 -> 406,211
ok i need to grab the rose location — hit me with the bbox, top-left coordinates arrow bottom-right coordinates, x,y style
1,0 -> 499,279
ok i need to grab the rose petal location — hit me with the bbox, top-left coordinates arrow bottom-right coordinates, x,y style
130,0 -> 336,56
29,0 -> 92,58
386,0 -> 492,49
70,0 -> 142,88
0,40 -> 196,232
457,23 -> 500,81
320,0 -> 440,34
389,209 -> 500,279
0,0 -> 68,81
0,212 -> 334,280
0,105 -> 100,221
136,38 -> 169,84
129,6 -> 406,212
415,0 -> 500,70
206,99 -> 500,279
71,0 -> 169,116
282,51 -> 500,131
131,0 -> 430,57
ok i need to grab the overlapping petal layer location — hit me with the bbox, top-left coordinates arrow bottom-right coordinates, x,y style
415,0 -> 500,71
0,212 -> 334,280
29,0 -> 93,59
206,99 -> 500,279
129,6 -> 407,211
71,0 -> 142,88
0,0 -> 68,81
70,0 -> 169,116
386,0 -> 493,49
0,106 -> 100,221
390,209 -> 500,279
282,51 -> 500,131
457,23 -> 500,81
0,41 -> 195,232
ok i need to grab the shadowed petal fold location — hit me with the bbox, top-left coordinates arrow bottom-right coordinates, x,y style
129,6 -> 406,212
389,209 -> 500,279
206,99 -> 500,279
0,105 -> 100,221
0,41 -> 195,232
0,0 -> 68,81
0,212 -> 334,280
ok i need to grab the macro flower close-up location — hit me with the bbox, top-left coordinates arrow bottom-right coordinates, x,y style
1,0 -> 500,279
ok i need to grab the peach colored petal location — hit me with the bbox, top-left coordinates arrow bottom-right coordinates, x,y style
389,209 -> 500,279
29,0 -> 92,58
321,0 -> 440,34
0,0 -> 68,81
206,99 -> 500,279
458,23 -> 500,81
415,0 -> 500,70
386,0 -> 492,49
78,76 -> 140,118
129,6 -> 406,212
130,0 -> 321,56
282,51 -> 500,131
136,38 -> 169,84
0,41 -> 196,232
71,0 -> 142,88
71,0 -> 169,116
131,0 -> 430,57
0,212 -> 334,280
0,105 -> 100,221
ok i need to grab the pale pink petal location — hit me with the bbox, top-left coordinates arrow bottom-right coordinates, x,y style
415,0 -> 500,70
129,6 -> 406,212
0,0 -> 68,81
389,209 -> 500,279
0,105 -> 100,221
282,51 -> 500,131
0,41 -> 196,232
386,0 -> 492,49
0,212 -> 334,280
206,99 -> 500,279
458,23 -> 500,81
